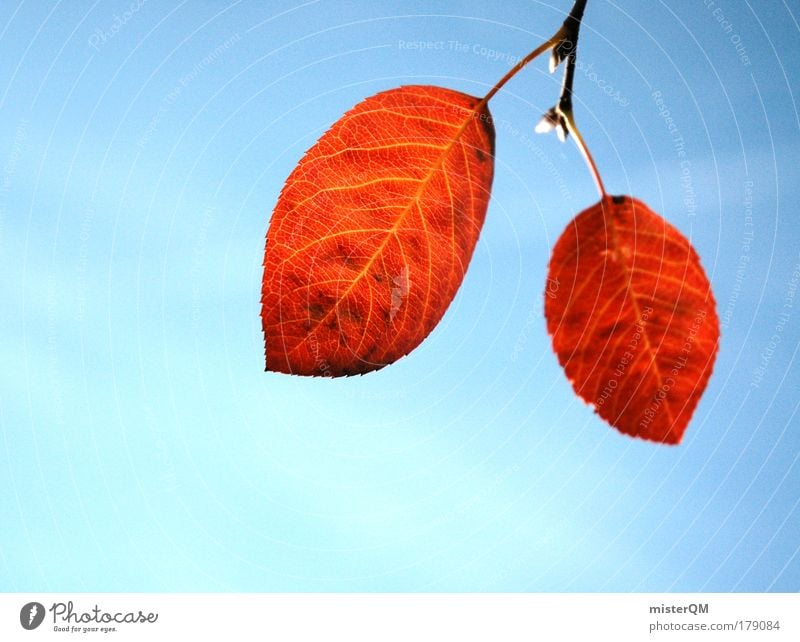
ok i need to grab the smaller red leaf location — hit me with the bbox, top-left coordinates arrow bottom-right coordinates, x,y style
545,195 -> 720,445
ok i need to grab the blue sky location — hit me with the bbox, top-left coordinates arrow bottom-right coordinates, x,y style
1,0 -> 799,591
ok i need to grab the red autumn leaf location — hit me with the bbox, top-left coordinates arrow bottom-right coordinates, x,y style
545,195 -> 719,444
262,85 -> 495,376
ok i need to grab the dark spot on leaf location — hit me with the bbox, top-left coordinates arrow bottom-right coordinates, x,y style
405,236 -> 422,253
308,303 -> 325,320
596,321 -> 618,339
341,305 -> 362,322
335,241 -> 367,269
312,291 -> 337,307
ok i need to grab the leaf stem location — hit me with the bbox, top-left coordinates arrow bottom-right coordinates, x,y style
481,0 -> 606,198
554,0 -> 606,197
564,114 -> 606,197
480,28 -> 565,107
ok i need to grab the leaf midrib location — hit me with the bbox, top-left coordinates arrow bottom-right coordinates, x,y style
605,205 -> 678,429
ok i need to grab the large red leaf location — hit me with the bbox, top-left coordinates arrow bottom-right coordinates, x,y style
262,85 -> 495,376
545,195 -> 719,444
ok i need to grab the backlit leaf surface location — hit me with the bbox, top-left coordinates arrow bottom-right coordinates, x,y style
262,85 -> 495,376
545,196 -> 719,444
